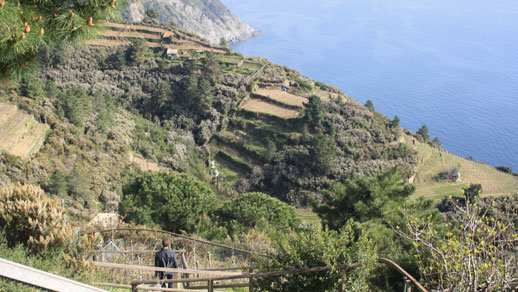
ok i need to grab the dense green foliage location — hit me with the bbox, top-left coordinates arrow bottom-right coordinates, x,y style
416,124 -> 430,141
19,71 -> 44,102
364,100 -> 374,111
304,95 -> 324,129
391,115 -> 400,128
0,0 -> 120,77
311,167 -> 415,230
215,192 -> 301,238
126,39 -> 151,66
310,131 -> 337,175
254,223 -> 377,292
120,171 -> 217,233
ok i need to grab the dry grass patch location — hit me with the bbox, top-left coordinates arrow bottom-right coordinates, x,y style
314,89 -> 341,103
102,22 -> 167,33
128,152 -> 161,172
256,88 -> 307,107
240,99 -> 300,118
0,103 -> 49,158
86,39 -> 128,47
101,30 -> 161,40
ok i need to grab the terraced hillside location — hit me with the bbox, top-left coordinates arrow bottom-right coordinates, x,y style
87,21 -> 228,53
0,103 -> 48,159
207,62 -> 414,200
405,135 -> 518,199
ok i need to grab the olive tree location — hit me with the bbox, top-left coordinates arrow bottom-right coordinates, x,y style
395,184 -> 518,291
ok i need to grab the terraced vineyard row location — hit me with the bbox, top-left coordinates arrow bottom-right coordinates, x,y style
211,82 -> 320,189
87,21 -> 228,54
0,103 -> 49,158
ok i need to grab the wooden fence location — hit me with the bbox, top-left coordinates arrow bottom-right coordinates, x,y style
93,258 -> 427,292
91,228 -> 269,257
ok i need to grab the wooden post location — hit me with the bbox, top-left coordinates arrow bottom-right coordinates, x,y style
403,277 -> 412,292
208,280 -> 214,292
173,272 -> 178,288
341,269 -> 347,292
181,253 -> 190,288
131,283 -> 139,292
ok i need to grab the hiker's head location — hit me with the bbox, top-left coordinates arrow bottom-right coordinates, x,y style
162,238 -> 170,248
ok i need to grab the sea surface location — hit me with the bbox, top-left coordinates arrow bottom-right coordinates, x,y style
222,0 -> 518,170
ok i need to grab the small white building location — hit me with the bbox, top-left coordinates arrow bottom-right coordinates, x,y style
165,48 -> 178,60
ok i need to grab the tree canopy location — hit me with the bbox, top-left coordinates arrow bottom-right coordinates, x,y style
0,0 -> 120,77
120,171 -> 217,233
416,124 -> 430,141
311,167 -> 415,230
215,192 -> 301,238
304,95 -> 324,129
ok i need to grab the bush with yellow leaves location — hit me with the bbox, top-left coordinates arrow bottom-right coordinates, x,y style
0,183 -> 72,253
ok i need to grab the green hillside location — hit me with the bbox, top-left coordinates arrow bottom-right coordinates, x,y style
1,21 -> 515,210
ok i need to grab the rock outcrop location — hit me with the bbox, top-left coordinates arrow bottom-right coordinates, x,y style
123,0 -> 260,44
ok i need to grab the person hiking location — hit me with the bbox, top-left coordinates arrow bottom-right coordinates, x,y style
155,238 -> 178,288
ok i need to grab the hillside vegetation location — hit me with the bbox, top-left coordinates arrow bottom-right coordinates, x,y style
2,21 -> 514,211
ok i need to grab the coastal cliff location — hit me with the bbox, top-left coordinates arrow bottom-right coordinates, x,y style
123,0 -> 260,44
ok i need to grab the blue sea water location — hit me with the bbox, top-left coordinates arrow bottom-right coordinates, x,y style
222,0 -> 518,170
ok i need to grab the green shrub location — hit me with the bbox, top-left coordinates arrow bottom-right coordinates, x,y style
253,223 -> 377,292
295,78 -> 313,91
120,171 -> 218,233
215,192 -> 301,238
495,165 -> 513,174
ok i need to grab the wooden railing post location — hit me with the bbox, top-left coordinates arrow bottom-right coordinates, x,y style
341,269 -> 347,292
403,277 -> 412,292
131,283 -> 139,292
208,279 -> 214,292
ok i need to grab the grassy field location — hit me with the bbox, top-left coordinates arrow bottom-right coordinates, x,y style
256,88 -> 307,107
0,103 -> 49,158
217,55 -> 242,64
405,135 -> 518,199
240,99 -> 300,118
242,61 -> 262,72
